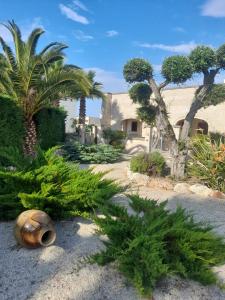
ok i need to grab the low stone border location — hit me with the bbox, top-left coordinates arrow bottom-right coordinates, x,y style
174,183 -> 225,199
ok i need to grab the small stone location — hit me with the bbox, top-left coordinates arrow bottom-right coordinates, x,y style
189,184 -> 212,197
174,183 -> 191,194
210,190 -> 225,199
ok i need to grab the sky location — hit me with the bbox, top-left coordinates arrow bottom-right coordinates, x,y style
1,0 -> 225,116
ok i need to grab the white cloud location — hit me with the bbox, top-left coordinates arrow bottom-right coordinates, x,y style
59,3 -> 89,24
74,30 -> 93,41
153,64 -> 162,73
73,0 -> 89,12
137,41 -> 197,54
173,26 -> 186,33
201,0 -> 225,17
106,30 -> 119,37
85,67 -> 127,92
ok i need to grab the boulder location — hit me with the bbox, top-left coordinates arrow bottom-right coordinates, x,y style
189,184 -> 212,197
210,190 -> 225,199
174,183 -> 191,194
110,194 -> 136,216
127,168 -> 149,186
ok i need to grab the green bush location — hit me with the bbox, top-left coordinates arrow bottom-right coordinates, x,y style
130,151 -> 165,176
188,135 -> 225,193
63,142 -> 122,164
34,107 -> 66,150
93,195 -> 225,297
103,128 -> 126,148
0,96 -> 24,165
0,148 -> 120,220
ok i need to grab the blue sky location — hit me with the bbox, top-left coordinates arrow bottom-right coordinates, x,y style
1,0 -> 225,116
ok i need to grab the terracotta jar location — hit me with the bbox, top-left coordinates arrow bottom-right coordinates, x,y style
14,210 -> 56,248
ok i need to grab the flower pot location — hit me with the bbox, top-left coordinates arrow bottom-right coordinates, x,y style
14,210 -> 56,248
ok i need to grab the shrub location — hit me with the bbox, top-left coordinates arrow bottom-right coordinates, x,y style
103,128 -> 126,148
0,148 -> 120,220
34,107 -> 66,150
188,135 -> 225,192
130,151 -> 165,176
63,142 -> 122,164
0,96 -> 24,165
93,195 -> 225,297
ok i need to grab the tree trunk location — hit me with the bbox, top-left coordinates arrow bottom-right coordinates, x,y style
79,96 -> 86,125
23,118 -> 37,157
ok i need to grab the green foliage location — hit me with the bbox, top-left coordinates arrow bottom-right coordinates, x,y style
0,148 -> 120,220
130,151 -> 165,176
34,107 -> 67,150
203,84 -> 225,107
93,195 -> 225,297
129,83 -> 152,105
189,46 -> 216,73
216,44 -> 225,69
123,58 -> 153,83
103,128 -> 127,148
0,96 -> 24,165
210,132 -> 225,144
188,135 -> 225,192
136,105 -> 156,125
162,56 -> 193,83
63,142 -> 122,164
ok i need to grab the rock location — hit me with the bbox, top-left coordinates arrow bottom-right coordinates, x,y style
110,194 -> 136,216
127,168 -> 149,186
174,183 -> 191,194
189,184 -> 212,197
210,190 -> 225,199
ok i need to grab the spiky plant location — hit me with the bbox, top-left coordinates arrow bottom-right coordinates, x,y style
0,20 -> 90,156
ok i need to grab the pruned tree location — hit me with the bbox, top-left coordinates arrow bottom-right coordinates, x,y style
123,45 -> 225,178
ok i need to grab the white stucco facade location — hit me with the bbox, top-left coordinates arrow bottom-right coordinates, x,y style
101,86 -> 225,153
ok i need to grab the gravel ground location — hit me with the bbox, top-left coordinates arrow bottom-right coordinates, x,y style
1,161 -> 225,300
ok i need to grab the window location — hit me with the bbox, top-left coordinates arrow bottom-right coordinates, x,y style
131,121 -> 138,132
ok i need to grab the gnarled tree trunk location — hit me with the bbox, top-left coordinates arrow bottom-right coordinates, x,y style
23,118 -> 37,157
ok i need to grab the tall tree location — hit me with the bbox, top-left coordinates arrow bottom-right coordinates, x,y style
123,45 -> 225,178
0,21 -> 89,156
78,71 -> 105,124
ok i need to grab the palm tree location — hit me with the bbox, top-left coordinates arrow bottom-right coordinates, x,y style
78,71 -> 105,124
0,21 -> 89,156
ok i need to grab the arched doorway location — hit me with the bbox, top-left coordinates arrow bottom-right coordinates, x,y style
175,118 -> 208,138
122,119 -> 142,137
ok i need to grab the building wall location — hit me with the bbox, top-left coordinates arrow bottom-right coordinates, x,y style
60,99 -> 76,133
102,87 -> 225,152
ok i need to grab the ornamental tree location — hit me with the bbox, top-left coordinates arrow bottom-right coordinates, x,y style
123,45 -> 225,178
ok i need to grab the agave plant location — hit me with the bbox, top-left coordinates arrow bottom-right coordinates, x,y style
0,21 -> 90,156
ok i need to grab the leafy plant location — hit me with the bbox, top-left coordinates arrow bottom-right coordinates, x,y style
130,151 -> 165,176
0,96 -> 24,165
0,148 -> 120,220
93,195 -> 225,297
103,128 -> 127,148
34,107 -> 67,150
188,135 -> 225,193
0,21 -> 89,156
63,142 -> 122,164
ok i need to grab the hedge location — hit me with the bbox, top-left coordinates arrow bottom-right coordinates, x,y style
0,96 -> 25,164
34,107 -> 67,150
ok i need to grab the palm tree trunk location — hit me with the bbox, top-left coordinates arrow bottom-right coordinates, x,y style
79,96 -> 86,125
23,118 -> 37,157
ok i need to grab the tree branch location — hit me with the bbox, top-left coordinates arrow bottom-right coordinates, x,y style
159,80 -> 169,91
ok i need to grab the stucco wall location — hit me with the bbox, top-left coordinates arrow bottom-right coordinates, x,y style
107,87 -> 225,135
